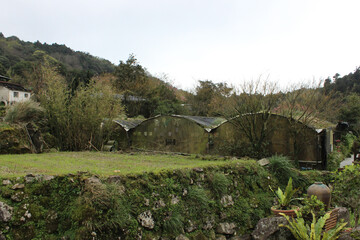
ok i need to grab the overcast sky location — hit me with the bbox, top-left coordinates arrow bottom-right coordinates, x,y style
2,0 -> 360,90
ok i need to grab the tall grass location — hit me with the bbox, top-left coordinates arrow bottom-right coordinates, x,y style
267,155 -> 300,187
4,100 -> 44,123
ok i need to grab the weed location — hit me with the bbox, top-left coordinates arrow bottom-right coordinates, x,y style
163,211 -> 184,236
267,155 -> 300,187
209,172 -> 229,197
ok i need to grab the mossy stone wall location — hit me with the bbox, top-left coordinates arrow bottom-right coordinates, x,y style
0,161 -> 329,240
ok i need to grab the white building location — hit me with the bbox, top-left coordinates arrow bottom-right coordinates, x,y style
0,76 -> 31,106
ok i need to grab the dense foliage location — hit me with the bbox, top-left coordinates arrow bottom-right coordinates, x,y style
332,164 -> 360,226
36,64 -> 123,151
0,33 -> 114,78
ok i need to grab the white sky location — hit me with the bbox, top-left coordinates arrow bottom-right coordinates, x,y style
2,0 -> 360,90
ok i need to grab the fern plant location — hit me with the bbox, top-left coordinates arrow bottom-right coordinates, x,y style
280,210 -> 347,240
270,177 -> 298,210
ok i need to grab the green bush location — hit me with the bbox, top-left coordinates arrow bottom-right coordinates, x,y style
332,164 -> 360,226
326,151 -> 344,171
340,133 -> 357,157
300,195 -> 326,221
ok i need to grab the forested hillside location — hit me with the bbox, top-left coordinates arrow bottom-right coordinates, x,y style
324,67 -> 360,94
0,33 -> 188,118
0,32 -> 114,77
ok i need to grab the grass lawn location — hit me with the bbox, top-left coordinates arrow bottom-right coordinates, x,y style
0,152 -> 246,178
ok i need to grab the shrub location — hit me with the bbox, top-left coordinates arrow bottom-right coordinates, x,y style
332,164 -> 360,226
4,100 -> 44,123
326,151 -> 344,171
38,66 -> 124,151
300,195 -> 326,221
340,133 -> 357,157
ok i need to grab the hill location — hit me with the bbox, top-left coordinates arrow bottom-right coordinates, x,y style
0,32 -> 115,78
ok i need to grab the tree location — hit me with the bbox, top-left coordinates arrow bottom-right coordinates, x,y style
222,78 -> 281,158
114,54 -> 148,96
188,80 -> 233,116
338,93 -> 360,135
274,81 -> 338,162
38,64 -> 123,151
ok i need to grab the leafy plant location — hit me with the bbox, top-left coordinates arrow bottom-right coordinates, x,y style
339,133 -> 357,157
332,164 -> 360,226
301,195 -> 326,221
270,177 -> 298,210
326,151 -> 344,171
279,210 -> 347,240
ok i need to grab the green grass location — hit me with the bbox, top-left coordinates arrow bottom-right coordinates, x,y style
0,152 -> 244,178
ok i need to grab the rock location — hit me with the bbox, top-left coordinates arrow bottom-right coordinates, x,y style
2,180 -> 11,186
216,222 -> 236,235
193,167 -> 203,173
85,176 -> 101,185
11,192 -> 25,202
257,158 -> 270,166
138,211 -> 155,229
24,210 -> 31,219
203,217 -> 215,230
12,183 -> 25,190
200,173 -> 205,181
221,195 -> 234,207
175,234 -> 189,240
220,212 -> 227,220
0,201 -> 13,222
144,198 -> 150,206
337,207 -> 350,227
171,195 -> 180,205
153,199 -> 166,210
182,189 -> 188,196
107,175 -> 121,184
0,232 -> 5,240
185,220 -> 197,233
251,216 -> 291,240
25,173 -> 36,183
42,175 -> 55,182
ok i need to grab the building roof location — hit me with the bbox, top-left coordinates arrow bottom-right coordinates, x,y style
0,81 -> 31,92
114,119 -> 144,131
174,115 -> 226,132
